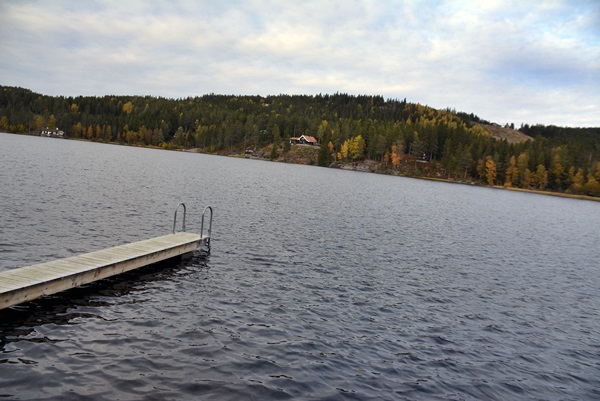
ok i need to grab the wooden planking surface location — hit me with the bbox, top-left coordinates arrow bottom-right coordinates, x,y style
0,232 -> 204,310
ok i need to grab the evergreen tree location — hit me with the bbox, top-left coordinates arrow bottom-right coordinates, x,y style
0,85 -> 598,197
317,141 -> 332,166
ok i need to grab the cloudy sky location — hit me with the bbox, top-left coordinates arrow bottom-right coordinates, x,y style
1,0 -> 598,127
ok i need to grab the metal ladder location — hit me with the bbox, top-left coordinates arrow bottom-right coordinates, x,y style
172,203 -> 213,252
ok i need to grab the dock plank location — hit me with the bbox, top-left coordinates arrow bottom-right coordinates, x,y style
0,232 -> 204,310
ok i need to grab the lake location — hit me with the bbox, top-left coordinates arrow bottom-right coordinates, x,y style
1,132 -> 599,400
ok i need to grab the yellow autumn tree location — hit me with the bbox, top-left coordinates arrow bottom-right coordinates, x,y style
34,115 -> 45,129
517,152 -> 529,186
349,135 -> 365,160
535,164 -> 548,190
72,122 -> 83,138
122,101 -> 134,115
569,167 -> 585,194
337,136 -> 365,161
95,124 -> 103,141
0,116 -> 8,130
391,144 -> 401,168
504,155 -> 518,187
485,156 -> 497,185
584,174 -> 600,196
316,120 -> 329,143
86,125 -> 94,140
47,115 -> 56,129
338,139 -> 350,161
383,150 -> 390,166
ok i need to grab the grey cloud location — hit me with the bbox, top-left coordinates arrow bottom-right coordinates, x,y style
0,0 -> 598,126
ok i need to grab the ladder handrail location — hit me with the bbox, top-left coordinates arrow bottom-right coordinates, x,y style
172,203 -> 187,234
200,206 -> 213,243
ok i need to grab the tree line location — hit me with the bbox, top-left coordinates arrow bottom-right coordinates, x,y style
1,85 -> 599,197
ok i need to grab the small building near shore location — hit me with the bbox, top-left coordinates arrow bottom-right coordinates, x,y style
39,128 -> 65,138
290,135 -> 318,145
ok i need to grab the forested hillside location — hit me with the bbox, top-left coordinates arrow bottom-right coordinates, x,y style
1,85 -> 599,197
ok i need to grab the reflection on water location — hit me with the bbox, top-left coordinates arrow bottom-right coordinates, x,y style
1,133 -> 600,400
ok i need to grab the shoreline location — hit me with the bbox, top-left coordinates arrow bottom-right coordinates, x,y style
3,132 -> 599,202
220,148 -> 600,203
323,161 -> 600,202
414,175 -> 600,202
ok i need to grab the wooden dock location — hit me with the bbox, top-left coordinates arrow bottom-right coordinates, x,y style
0,232 -> 206,310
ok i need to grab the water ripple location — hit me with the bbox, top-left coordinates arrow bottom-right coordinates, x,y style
1,135 -> 600,400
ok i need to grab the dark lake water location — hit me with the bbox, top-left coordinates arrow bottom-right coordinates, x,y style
1,132 -> 599,400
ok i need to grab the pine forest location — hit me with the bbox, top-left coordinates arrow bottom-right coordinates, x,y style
1,85 -> 599,198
